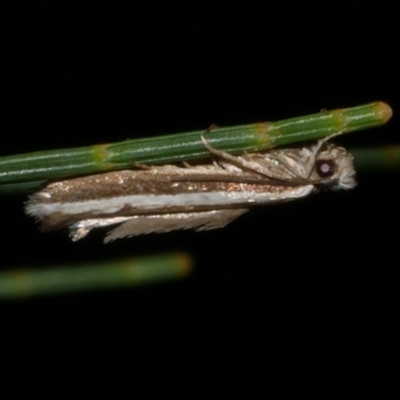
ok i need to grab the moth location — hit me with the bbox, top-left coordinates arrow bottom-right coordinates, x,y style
25,136 -> 356,243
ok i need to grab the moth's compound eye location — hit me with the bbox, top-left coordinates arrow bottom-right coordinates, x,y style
316,160 -> 335,177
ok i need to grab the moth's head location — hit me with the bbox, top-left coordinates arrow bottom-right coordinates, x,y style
312,143 -> 356,190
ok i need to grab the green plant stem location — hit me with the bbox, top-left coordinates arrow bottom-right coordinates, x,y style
0,102 -> 391,184
351,145 -> 400,172
0,252 -> 193,300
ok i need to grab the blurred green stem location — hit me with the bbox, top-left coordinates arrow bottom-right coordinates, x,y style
351,145 -> 400,172
0,252 -> 193,300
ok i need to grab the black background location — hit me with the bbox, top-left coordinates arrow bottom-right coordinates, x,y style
0,2 -> 398,380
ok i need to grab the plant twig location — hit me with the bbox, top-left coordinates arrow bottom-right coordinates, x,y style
0,252 -> 193,300
0,102 -> 391,185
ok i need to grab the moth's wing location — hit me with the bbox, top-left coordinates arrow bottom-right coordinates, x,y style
103,209 -> 249,243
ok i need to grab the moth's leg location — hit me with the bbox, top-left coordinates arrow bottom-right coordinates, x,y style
205,124 -> 219,132
202,124 -> 220,165
181,158 -> 222,170
200,135 -> 237,161
130,161 -> 153,170
129,126 -> 220,170
299,131 -> 344,178
311,130 -> 343,156
271,131 -> 345,180
200,135 -> 276,177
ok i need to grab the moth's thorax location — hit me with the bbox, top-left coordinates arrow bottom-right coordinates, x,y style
224,142 -> 356,190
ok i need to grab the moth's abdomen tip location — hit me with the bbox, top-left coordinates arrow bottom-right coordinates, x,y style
24,200 -> 40,217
